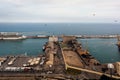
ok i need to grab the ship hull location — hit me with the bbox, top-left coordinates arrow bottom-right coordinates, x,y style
0,32 -> 26,40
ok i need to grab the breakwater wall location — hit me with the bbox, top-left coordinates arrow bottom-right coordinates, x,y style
27,34 -> 117,39
0,34 -> 118,40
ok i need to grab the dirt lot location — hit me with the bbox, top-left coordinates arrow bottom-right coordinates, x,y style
63,50 -> 83,68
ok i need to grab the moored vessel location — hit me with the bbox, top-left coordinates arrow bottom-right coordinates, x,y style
0,32 -> 26,40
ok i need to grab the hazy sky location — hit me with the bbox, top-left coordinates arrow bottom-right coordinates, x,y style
0,0 -> 120,23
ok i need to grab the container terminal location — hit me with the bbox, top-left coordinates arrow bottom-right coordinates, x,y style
0,35 -> 120,80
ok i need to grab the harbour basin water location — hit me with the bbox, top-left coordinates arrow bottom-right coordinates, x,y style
0,39 -> 47,56
78,39 -> 120,63
0,23 -> 120,63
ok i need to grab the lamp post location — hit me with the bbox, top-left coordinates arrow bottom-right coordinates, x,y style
107,63 -> 114,79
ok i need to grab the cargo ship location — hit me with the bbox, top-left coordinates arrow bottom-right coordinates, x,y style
0,32 -> 26,40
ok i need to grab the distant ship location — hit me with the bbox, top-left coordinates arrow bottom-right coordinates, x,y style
0,32 -> 26,40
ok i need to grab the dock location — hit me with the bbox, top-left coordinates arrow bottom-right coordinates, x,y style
0,35 -> 120,80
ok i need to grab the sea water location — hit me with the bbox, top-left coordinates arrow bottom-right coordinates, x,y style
0,23 -> 120,63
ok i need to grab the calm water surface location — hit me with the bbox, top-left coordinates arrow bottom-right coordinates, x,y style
0,23 -> 120,63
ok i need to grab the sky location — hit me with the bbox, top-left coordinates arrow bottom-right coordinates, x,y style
0,0 -> 120,23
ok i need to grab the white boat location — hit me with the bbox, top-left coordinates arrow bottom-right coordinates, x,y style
0,32 -> 26,40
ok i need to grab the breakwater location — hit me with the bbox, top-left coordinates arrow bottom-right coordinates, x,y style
0,32 -> 118,40
26,34 -> 117,39
0,34 -> 118,40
